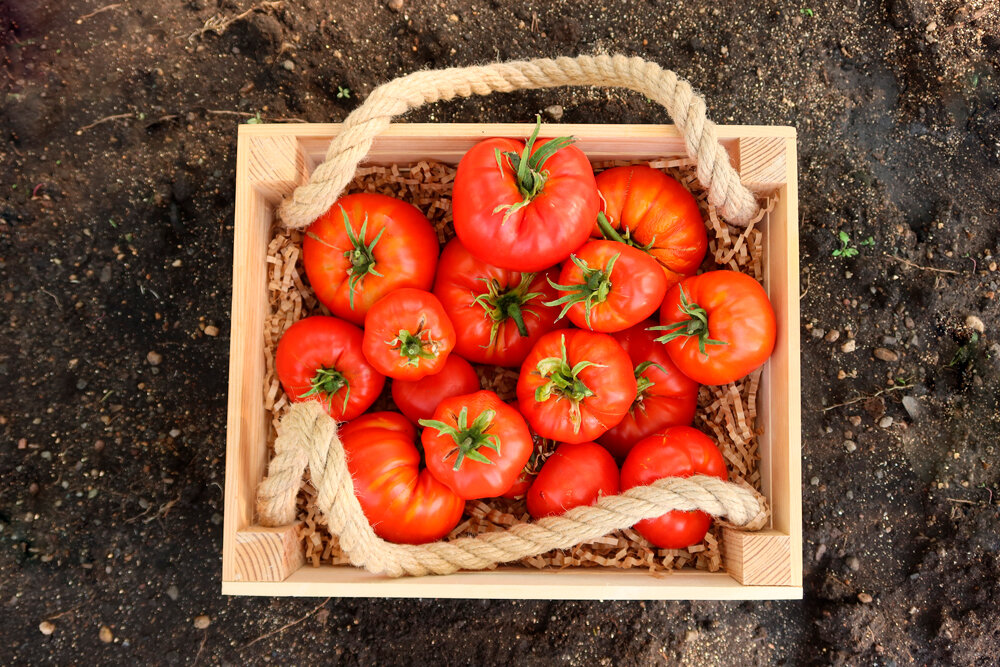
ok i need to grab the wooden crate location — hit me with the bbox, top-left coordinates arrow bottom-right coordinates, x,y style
223,123 -> 802,599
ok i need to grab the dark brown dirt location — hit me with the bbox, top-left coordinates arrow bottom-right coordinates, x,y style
2,0 -> 999,664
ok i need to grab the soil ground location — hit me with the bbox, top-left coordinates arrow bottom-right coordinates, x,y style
2,0 -> 999,664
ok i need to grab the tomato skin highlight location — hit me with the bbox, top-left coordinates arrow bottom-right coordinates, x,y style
598,321 -> 700,461
433,238 -> 563,366
527,442 -> 620,519
548,240 -> 667,333
340,412 -> 465,544
391,354 -> 480,424
362,288 -> 457,381
453,134 -> 599,272
620,426 -> 727,549
303,193 -> 439,326
594,165 -> 707,289
420,391 -> 534,500
275,316 -> 385,421
516,329 -> 637,444
657,270 -> 776,385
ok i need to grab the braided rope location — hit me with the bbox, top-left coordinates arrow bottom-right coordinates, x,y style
257,402 -> 765,578
277,54 -> 759,229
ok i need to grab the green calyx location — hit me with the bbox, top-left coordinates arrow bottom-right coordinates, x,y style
596,211 -> 658,253
649,285 -> 728,357
300,366 -> 351,413
471,274 -> 542,346
629,361 -> 666,415
419,407 -> 501,470
492,115 -> 576,224
532,334 -> 604,434
390,325 -> 441,367
340,207 -> 385,310
543,252 -> 620,330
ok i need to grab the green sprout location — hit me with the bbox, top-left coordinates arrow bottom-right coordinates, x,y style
832,231 -> 859,258
337,86 -> 351,99
245,111 -> 263,124
800,8 -> 814,17
860,236 -> 875,247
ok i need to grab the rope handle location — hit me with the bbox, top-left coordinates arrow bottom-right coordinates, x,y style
257,402 -> 767,578
277,54 -> 761,229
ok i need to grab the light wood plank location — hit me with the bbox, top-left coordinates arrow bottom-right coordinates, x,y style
223,566 -> 802,600
233,525 -> 305,582
737,136 -> 787,192
247,135 -> 311,205
721,529 -> 793,586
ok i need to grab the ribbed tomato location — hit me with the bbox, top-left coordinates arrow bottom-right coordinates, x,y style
452,118 -> 599,272
598,321 -> 700,461
620,426 -> 727,549
362,288 -> 457,381
433,238 -> 562,366
391,354 -> 480,424
526,442 -> 620,519
594,165 -> 707,289
303,193 -> 439,325
275,316 -> 384,421
340,412 -> 465,544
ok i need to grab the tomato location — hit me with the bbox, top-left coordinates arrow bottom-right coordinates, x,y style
433,238 -> 563,366
598,322 -> 700,461
620,426 -> 727,549
340,412 -> 465,544
546,240 -> 667,333
452,117 -> 599,272
501,434 -> 555,499
526,442 -> 620,519
653,270 -> 776,385
303,193 -> 439,326
391,354 -> 480,424
594,165 -> 707,289
275,316 -> 385,421
362,288 -> 457,381
516,330 -> 636,444
419,390 -> 533,500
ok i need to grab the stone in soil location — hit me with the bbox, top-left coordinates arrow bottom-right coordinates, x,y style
874,347 -> 899,362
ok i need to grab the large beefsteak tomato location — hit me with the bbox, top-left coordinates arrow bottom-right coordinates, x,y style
526,441 -> 620,519
340,412 -> 464,544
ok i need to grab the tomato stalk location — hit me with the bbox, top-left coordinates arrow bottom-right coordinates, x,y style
596,211 -> 658,253
650,286 -> 729,356
544,252 -> 621,330
300,366 -> 351,413
472,274 -> 543,343
629,361 -> 666,415
420,407 -> 501,470
340,207 -> 385,310
532,334 -> 603,433
391,325 -> 442,367
492,115 -> 576,224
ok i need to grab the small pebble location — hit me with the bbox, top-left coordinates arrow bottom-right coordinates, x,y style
211,513 -> 223,525
841,339 -> 856,353
965,315 -> 985,334
281,60 -> 295,72
882,336 -> 898,346
194,615 -> 211,629
824,330 -> 841,343
147,351 -> 163,366
204,325 -> 220,337
169,429 -> 181,438
989,261 -> 997,272
94,440 -> 105,452
39,621 -> 55,635
811,327 -> 825,339
878,416 -> 894,428
810,476 -> 820,486
846,490 -> 854,500
857,592 -> 873,604
545,104 -> 564,121
29,482 -> 39,495
166,585 -> 179,601
847,556 -> 860,571
448,13 -> 459,22
873,347 -> 899,362
902,395 -> 921,420
387,0 -> 403,11
99,625 -> 113,643
844,440 -> 857,453
905,317 -> 915,329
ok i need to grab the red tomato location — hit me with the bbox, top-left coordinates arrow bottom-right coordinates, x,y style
654,270 -> 776,385
516,330 -> 637,444
546,240 -> 667,333
275,316 -> 384,421
594,165 -> 707,289
391,354 -> 480,424
419,390 -> 533,500
501,433 -> 556,499
598,322 -> 700,461
526,442 -> 620,519
362,288 -> 457,381
453,118 -> 599,272
303,193 -> 439,326
340,412 -> 465,544
620,426 -> 727,549
433,238 -> 563,366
